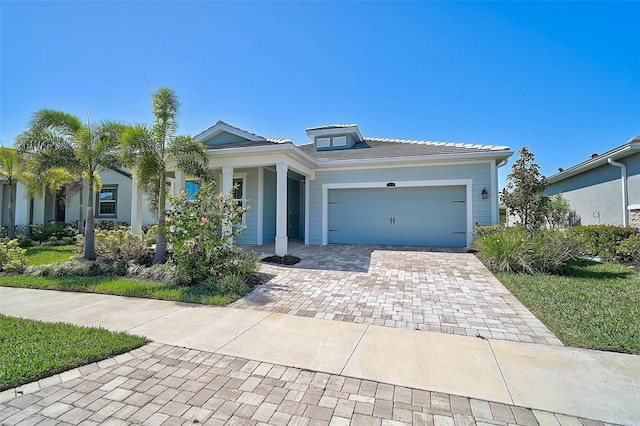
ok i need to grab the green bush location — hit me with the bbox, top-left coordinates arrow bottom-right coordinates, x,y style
27,223 -> 77,243
473,225 -> 578,274
93,227 -> 152,265
144,225 -> 158,247
94,220 -> 129,230
615,234 -> 640,265
569,225 -> 639,261
127,263 -> 177,284
0,240 -> 27,272
25,259 -> 129,277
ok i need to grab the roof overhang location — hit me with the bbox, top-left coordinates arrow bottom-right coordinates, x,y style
195,121 -> 264,143
313,150 -> 514,168
548,140 -> 640,183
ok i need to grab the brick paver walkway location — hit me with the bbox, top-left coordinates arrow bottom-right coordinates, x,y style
0,343 -> 602,426
234,244 -> 562,345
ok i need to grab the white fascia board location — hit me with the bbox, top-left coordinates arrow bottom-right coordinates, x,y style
315,150 -> 514,170
208,144 -> 317,168
548,142 -> 640,183
306,127 -> 364,142
207,148 -> 315,178
195,122 -> 264,142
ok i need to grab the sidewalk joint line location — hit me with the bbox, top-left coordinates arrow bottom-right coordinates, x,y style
214,309 -> 274,353
339,323 -> 370,376
488,338 -> 515,406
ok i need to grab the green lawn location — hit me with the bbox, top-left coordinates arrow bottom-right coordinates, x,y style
497,260 -> 640,354
0,275 -> 237,305
25,245 -> 77,266
0,314 -> 147,391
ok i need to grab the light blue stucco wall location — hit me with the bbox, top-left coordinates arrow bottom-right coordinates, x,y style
306,162 -> 494,245
65,170 -> 155,226
546,152 -> 640,226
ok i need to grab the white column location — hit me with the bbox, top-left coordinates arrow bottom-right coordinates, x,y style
131,176 -> 143,235
257,167 -> 264,245
15,182 -> 29,226
222,166 -> 234,196
173,170 -> 185,197
275,163 -> 288,256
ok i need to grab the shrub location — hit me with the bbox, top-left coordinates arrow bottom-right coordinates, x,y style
144,225 -> 158,247
27,223 -> 76,243
93,227 -> 152,265
25,259 -> 129,277
0,239 -> 26,272
569,225 -> 639,261
127,263 -> 177,284
473,225 -> 578,274
615,234 -> 640,265
94,220 -> 129,230
166,182 -> 260,285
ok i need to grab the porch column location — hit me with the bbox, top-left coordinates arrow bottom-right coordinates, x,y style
275,163 -> 288,256
257,167 -> 264,245
173,170 -> 185,197
131,175 -> 143,235
0,184 -> 4,225
221,166 -> 234,196
15,182 -> 29,226
221,166 -> 234,247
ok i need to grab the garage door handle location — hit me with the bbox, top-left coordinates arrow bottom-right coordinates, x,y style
389,217 -> 395,225
453,231 -> 466,234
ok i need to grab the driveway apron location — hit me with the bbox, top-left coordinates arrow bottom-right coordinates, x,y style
234,244 -> 562,346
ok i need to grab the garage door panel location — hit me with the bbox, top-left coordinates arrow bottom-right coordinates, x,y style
328,186 -> 466,247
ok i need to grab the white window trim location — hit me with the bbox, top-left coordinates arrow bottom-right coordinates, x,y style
96,185 -> 118,217
321,179 -> 474,247
317,137 -> 331,148
333,136 -> 347,147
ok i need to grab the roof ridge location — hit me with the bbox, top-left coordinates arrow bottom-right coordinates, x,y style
213,120 -> 266,140
364,136 -> 508,151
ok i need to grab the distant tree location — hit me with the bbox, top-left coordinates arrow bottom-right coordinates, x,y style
120,87 -> 211,264
16,109 -> 124,259
501,146 -> 549,231
545,194 -> 581,230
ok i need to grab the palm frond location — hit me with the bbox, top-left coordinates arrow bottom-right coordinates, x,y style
29,109 -> 83,138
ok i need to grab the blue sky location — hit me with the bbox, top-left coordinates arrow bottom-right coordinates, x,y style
1,1 -> 638,187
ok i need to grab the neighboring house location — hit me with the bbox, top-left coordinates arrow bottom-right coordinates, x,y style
6,121 -> 514,253
546,136 -> 640,228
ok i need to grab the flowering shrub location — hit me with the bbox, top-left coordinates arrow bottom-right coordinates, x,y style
0,239 -> 27,272
166,182 -> 259,285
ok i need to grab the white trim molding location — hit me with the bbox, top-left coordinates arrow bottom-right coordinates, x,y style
321,179 -> 474,247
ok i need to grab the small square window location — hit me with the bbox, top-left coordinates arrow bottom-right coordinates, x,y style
333,136 -> 347,147
317,137 -> 330,148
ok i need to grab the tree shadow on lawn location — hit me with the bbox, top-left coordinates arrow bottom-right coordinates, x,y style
565,259 -> 637,280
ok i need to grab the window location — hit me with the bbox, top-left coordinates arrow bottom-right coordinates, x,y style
185,180 -> 200,200
233,176 -> 247,225
317,137 -> 331,148
97,185 -> 117,216
333,136 -> 347,147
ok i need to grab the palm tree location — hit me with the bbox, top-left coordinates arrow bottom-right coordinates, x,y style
16,109 -> 124,260
121,87 -> 211,264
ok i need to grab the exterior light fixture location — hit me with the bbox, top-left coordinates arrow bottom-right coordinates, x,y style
481,187 -> 489,199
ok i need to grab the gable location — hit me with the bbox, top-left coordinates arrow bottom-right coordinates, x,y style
204,131 -> 252,146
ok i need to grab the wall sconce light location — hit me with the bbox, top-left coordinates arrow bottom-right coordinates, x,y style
481,187 -> 489,199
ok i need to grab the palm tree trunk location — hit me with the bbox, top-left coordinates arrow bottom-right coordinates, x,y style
77,180 -> 84,234
83,177 -> 96,260
7,181 -> 15,239
154,173 -> 167,264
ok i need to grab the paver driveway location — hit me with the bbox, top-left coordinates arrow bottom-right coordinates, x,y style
234,244 -> 562,345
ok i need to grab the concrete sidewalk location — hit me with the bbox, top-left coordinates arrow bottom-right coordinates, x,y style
1,287 -> 638,425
